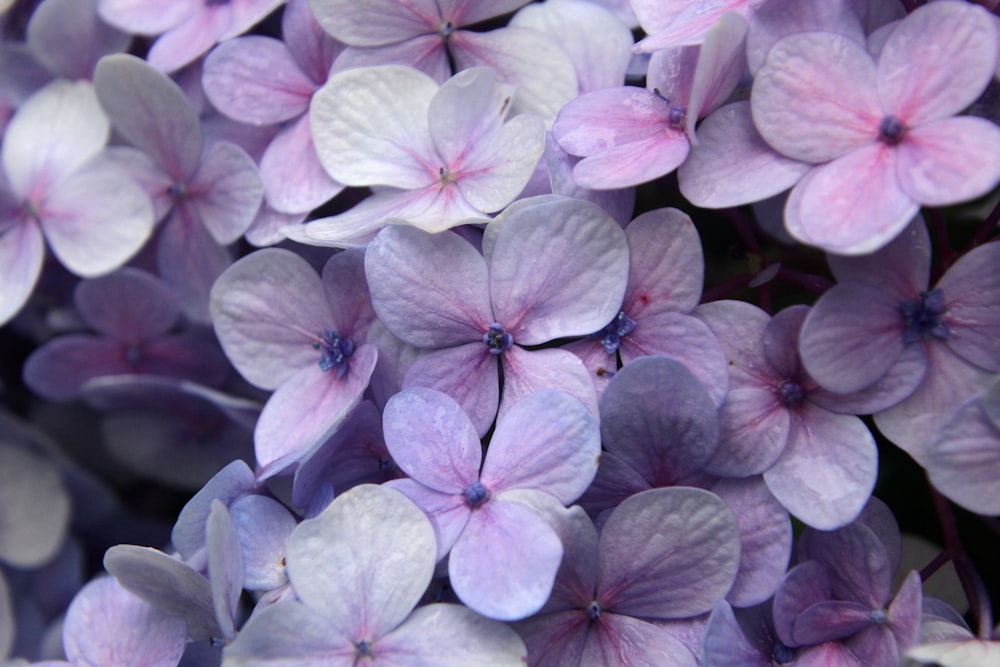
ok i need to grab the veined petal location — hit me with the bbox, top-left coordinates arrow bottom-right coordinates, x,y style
330,36 -> 450,84
785,145 -> 918,255
26,0 -> 130,81
187,140 -> 263,245
877,0 -> 998,124
145,7 -> 229,73
678,101 -> 810,208
572,130 -> 690,190
687,12 -> 748,131
625,207 -> 703,314
764,406 -> 876,530
222,600 -> 354,666
498,346 -> 600,429
384,478 -> 470,560
746,0 -> 867,75
705,386 -> 789,477
449,498 -> 563,621
253,343 -> 376,475
97,0 -> 200,34
450,27 -> 578,126
39,163 -> 153,277
490,198 -> 629,343
482,388 -> 599,504
209,248 -> 333,390
455,114 -> 546,214
402,343 -> 499,438
383,387 -> 482,494
365,224 -> 492,347
0,218 -> 44,327
582,613 -> 698,667
3,80 -> 109,198
285,485 -> 436,639
93,54 -> 201,181
896,116 -> 1000,207
202,36 -> 315,125
309,0 -> 439,46
937,240 -> 1000,372
310,65 -> 438,188
260,114 -> 344,215
75,268 -> 179,340
751,32 -> 882,163
597,487 -> 740,619
376,603 -> 528,666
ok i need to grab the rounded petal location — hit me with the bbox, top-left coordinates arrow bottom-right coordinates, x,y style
230,494 -> 297,591
938,240 -> 1000,372
364,224 -> 493,347
706,386 -> 790,476
75,268 -> 179,340
202,35 -> 314,125
497,346 -> 599,430
93,54 -> 201,180
187,140 -> 263,244
63,577 -> 187,667
877,0 -> 998,124
490,197 -> 629,343
310,65 -> 438,188
784,145 -> 919,255
382,386 -> 482,494
0,218 -> 44,327
0,443 -> 70,568
751,32 -> 881,163
625,207 -> 704,314
209,247 -> 333,389
926,395 -> 1000,515
583,613 -> 698,667
27,0 -> 130,80
597,487 -> 741,619
384,477 -> 470,560
764,406 -> 876,530
482,388 -> 600,504
285,484 -> 437,639
309,0 -> 438,46
253,344 -> 377,475
259,114 -> 344,215
449,499 -> 563,621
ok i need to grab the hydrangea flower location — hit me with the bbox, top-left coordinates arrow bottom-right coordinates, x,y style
0,79 -> 153,326
514,487 -> 741,666
222,484 -> 528,665
630,0 -> 765,52
383,387 -> 600,620
365,196 -> 627,435
209,247 -> 378,477
97,0 -> 286,73
293,65 -> 545,246
751,0 -> 1000,254
93,53 -> 263,322
23,268 -> 229,401
799,219 -> 1000,465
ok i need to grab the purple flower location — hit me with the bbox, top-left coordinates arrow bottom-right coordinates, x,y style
565,207 -> 728,403
97,0 -> 286,73
223,484 -> 528,665
23,268 -> 229,402
209,247 -> 378,477
383,387 -> 600,620
365,196 -> 627,435
799,219 -> 1000,465
751,0 -> 1000,254
201,0 -> 346,215
0,79 -> 154,326
93,53 -> 264,322
515,487 -> 741,666
293,65 -> 545,245
631,0 -> 764,51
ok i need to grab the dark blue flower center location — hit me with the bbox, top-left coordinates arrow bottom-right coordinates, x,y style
771,641 -> 795,664
166,182 -> 188,199
652,88 -> 687,130
354,639 -> 374,658
587,601 -> 602,620
313,329 -> 354,376
483,323 -> 513,355
463,481 -> 489,507
870,608 -> 888,625
900,289 -> 949,344
778,381 -> 804,406
440,20 -> 454,39
878,115 -> 906,145
591,311 -> 637,355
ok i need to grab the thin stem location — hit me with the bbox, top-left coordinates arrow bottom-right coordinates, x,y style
964,198 -> 1000,253
931,487 -> 994,637
919,548 -> 952,581
702,272 -> 752,303
724,207 -> 763,257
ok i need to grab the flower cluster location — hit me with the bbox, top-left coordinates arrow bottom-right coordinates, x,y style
1,0 -> 1000,666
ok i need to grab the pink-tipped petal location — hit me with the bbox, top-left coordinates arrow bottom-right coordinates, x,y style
751,32 -> 881,163
187,140 -> 263,244
260,114 -> 344,215
309,0 -> 439,46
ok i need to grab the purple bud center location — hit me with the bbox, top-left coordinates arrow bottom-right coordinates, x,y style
483,323 -> 513,355
587,601 -> 602,620
900,288 -> 949,344
354,639 -> 374,658
778,381 -> 805,406
440,20 -> 454,39
870,609 -> 888,625
878,115 -> 906,145
771,641 -> 794,664
166,182 -> 188,200
463,481 -> 489,507
591,311 -> 637,355
312,329 -> 354,376
652,88 -> 687,129
124,345 -> 142,365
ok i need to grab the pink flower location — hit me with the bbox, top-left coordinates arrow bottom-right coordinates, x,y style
751,0 -> 1000,254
